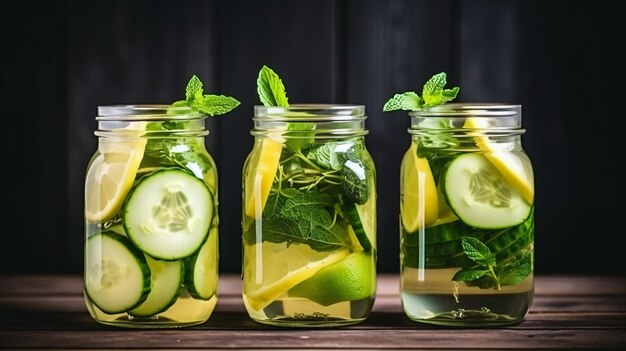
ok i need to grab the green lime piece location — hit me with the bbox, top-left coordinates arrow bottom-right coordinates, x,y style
288,251 -> 375,306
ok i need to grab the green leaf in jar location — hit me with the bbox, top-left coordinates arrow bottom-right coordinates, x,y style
461,236 -> 496,267
497,253 -> 532,286
246,189 -> 350,252
452,269 -> 490,282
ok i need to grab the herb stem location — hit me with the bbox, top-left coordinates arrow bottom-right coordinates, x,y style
294,152 -> 322,171
488,265 -> 501,290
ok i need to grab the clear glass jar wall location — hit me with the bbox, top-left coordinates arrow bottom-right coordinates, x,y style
399,104 -> 534,326
84,105 -> 219,328
242,105 -> 377,327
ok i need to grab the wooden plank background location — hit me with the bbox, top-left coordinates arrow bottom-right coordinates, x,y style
2,0 -> 625,274
1,275 -> 626,349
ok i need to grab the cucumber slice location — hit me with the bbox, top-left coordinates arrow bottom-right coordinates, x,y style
415,220 -> 484,244
442,153 -> 531,229
496,226 -> 534,262
185,226 -> 218,300
485,209 -> 534,253
345,201 -> 374,252
123,168 -> 214,260
129,257 -> 184,317
85,232 -> 151,314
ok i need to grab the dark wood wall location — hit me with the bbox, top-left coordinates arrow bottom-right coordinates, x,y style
2,0 -> 624,274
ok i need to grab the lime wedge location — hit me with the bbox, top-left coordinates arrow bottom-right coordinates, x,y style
243,242 -> 349,311
289,251 -> 375,306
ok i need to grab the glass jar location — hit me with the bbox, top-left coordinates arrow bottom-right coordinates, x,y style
400,104 -> 534,326
242,105 -> 377,327
84,105 -> 219,328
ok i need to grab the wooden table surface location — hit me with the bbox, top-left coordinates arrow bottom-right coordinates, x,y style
1,275 -> 625,350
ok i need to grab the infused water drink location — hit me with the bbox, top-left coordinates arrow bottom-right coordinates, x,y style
84,105 -> 220,328
399,104 -> 534,326
242,105 -> 377,327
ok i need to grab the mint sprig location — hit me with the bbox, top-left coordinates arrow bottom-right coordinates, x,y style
256,65 -> 315,152
452,236 -> 532,290
383,72 -> 459,112
173,75 -> 240,116
244,189 -> 350,251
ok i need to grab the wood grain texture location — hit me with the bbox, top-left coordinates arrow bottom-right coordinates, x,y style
1,275 -> 625,349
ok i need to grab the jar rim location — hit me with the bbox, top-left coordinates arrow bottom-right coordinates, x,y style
408,103 -> 520,117
97,104 -> 205,121
254,104 -> 365,121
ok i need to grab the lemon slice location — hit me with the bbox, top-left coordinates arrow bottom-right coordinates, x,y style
464,117 -> 534,204
85,137 -> 146,222
244,137 -> 283,218
243,242 -> 349,311
401,144 -> 439,232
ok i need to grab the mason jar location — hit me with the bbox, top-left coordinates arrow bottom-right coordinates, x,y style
242,105 -> 377,327
400,104 -> 534,326
84,105 -> 219,328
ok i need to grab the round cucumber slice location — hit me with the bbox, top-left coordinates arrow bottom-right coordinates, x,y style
85,232 -> 151,314
123,168 -> 214,260
129,256 -> 184,317
443,153 -> 531,229
185,226 -> 218,300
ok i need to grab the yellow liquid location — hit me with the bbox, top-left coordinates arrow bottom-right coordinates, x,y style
243,295 -> 374,327
401,267 -> 533,326
86,290 -> 217,328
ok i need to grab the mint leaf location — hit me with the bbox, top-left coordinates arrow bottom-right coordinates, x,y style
285,122 -> 315,152
185,75 -> 204,102
442,87 -> 460,100
416,118 -> 458,149
307,142 -> 345,170
254,189 -> 350,251
497,253 -> 532,286
264,189 -> 298,218
143,138 -> 214,178
422,72 -> 459,106
172,100 -> 189,107
257,65 -> 289,107
259,217 -> 348,251
461,236 -> 496,267
452,269 -> 490,282
256,66 -> 314,151
280,191 -> 333,216
280,192 -> 334,236
382,92 -> 423,112
174,75 -> 239,116
191,95 -> 240,116
422,72 -> 446,98
382,72 -> 459,112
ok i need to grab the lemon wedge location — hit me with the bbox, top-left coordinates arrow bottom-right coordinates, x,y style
464,117 -> 534,204
243,242 -> 349,311
401,144 -> 439,232
244,137 -> 283,218
85,137 -> 146,222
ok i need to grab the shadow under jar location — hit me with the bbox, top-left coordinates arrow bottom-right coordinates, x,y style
400,104 -> 535,326
84,105 -> 219,328
242,105 -> 377,327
